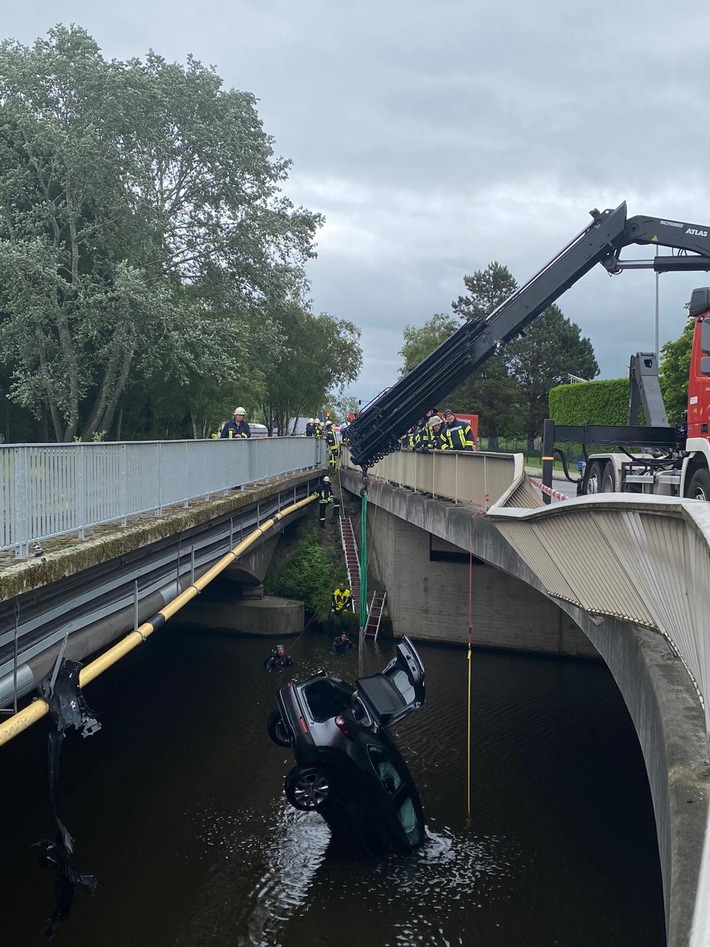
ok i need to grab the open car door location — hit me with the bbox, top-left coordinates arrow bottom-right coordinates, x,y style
353,636 -> 425,729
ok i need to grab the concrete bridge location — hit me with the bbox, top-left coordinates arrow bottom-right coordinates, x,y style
0,438 -> 326,710
1,438 -> 709,945
339,448 -> 710,947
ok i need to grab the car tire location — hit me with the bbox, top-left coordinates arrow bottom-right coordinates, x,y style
267,710 -> 291,748
284,765 -> 331,811
687,468 -> 710,500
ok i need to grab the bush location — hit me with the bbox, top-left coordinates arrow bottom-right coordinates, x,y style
265,527 -> 347,619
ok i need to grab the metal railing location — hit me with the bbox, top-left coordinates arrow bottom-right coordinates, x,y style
1,438 -> 324,557
341,445 -> 530,509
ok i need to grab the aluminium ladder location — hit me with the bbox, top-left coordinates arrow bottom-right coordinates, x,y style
364,591 -> 387,641
338,516 -> 360,612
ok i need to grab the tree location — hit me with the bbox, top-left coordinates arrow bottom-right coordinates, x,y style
0,26 -> 322,440
506,304 -> 599,450
450,262 -> 520,447
258,299 -> 362,436
659,316 -> 694,423
452,261 -> 517,320
399,313 -> 457,374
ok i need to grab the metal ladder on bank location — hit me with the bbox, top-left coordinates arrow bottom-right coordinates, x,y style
364,591 -> 387,641
338,516 -> 360,612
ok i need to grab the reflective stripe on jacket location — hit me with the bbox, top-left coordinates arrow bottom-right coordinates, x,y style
332,588 -> 351,611
442,421 -> 474,451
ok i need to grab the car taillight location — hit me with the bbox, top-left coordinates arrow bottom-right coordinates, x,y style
335,715 -> 352,739
299,716 -> 309,734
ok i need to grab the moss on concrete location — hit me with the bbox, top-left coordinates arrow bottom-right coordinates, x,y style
0,471 -> 318,604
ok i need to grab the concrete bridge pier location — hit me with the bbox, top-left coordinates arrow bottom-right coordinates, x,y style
368,502 -> 597,659
174,534 -> 304,638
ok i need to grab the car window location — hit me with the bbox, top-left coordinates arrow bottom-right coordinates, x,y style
367,746 -> 403,794
304,679 -> 352,722
388,669 -> 415,704
396,796 -> 420,842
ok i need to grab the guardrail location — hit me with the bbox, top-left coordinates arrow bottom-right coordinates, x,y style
341,446 -> 534,509
1,438 -> 324,557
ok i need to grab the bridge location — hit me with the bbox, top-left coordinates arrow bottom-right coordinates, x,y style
337,447 -> 710,947
0,437 -> 326,712
1,438 -> 709,946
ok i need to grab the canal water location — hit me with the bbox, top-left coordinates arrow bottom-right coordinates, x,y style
1,626 -> 665,946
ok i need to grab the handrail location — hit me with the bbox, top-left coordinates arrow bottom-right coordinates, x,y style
0,493 -> 316,746
1,438 -> 323,556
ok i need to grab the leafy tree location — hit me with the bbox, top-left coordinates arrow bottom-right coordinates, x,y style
506,304 -> 599,450
258,299 -> 362,435
0,26 -> 321,441
264,527 -> 344,619
452,261 -> 517,320
450,262 -> 521,447
399,313 -> 457,374
331,393 -> 361,423
659,316 -> 694,423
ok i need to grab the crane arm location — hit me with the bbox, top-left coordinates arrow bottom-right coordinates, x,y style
347,202 -> 710,469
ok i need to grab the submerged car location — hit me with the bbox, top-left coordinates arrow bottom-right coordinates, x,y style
267,636 -> 426,856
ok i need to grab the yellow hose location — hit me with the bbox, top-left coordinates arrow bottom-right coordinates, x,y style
0,494 -> 316,746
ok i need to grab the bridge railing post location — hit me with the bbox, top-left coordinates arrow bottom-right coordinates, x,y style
14,447 -> 29,558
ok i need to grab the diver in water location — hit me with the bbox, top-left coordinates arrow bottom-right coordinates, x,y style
332,631 -> 355,653
264,644 -> 295,672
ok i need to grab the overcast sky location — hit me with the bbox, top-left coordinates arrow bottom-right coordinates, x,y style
5,2 -> 710,405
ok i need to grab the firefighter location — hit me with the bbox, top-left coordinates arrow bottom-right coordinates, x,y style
331,582 -> 352,613
315,475 -> 333,528
400,426 -> 416,450
305,418 -> 317,437
441,408 -> 475,451
413,408 -> 440,451
422,415 -> 447,450
325,421 -> 339,469
220,407 -> 251,439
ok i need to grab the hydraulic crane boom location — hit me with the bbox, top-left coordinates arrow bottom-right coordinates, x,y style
346,202 -> 710,469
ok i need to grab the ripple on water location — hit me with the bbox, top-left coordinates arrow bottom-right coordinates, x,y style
179,800 -> 330,947
181,800 -> 520,947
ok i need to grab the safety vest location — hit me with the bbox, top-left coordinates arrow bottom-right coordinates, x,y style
332,588 -> 351,611
442,421 -> 475,451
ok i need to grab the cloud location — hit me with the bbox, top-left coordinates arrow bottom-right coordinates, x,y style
4,0 -> 710,405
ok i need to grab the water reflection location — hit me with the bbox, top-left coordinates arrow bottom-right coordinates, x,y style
0,626 -> 665,947
179,801 -> 330,947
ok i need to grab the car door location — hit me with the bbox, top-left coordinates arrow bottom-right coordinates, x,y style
353,636 -> 426,728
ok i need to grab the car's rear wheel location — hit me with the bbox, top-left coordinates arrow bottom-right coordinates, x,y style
285,765 -> 331,811
267,710 -> 291,747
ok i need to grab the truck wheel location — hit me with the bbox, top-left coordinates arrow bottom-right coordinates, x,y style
600,465 -> 616,493
587,460 -> 605,494
267,710 -> 292,747
285,765 -> 331,811
687,468 -> 710,500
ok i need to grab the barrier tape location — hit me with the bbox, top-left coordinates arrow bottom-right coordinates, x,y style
529,478 -> 569,502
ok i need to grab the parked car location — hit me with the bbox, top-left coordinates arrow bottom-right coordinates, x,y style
267,637 -> 426,856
